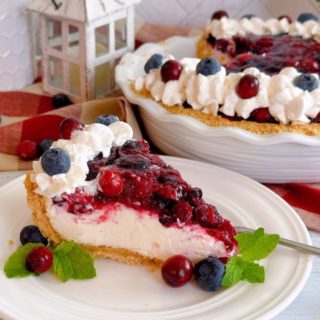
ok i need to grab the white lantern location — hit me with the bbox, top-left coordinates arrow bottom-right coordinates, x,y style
26,0 -> 140,102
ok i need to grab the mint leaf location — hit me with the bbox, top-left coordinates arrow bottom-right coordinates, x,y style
68,245 -> 96,279
221,256 -> 244,287
241,260 -> 264,283
222,257 -> 265,287
54,241 -> 75,256
52,241 -> 96,281
235,228 -> 279,261
4,243 -> 44,278
53,254 -> 73,282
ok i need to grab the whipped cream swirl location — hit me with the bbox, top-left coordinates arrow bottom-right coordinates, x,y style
207,16 -> 320,39
134,56 -> 320,125
32,121 -> 133,197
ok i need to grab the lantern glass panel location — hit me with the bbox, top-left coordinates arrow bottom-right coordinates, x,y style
46,18 -> 62,51
69,63 -> 81,96
115,18 -> 126,50
95,62 -> 111,97
95,25 -> 109,57
68,25 -> 80,58
48,56 -> 63,89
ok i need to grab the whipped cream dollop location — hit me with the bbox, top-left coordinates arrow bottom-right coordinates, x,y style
206,16 -> 320,39
134,56 -> 320,124
32,121 -> 133,197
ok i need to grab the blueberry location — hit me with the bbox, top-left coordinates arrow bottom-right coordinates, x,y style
95,114 -> 119,126
144,54 -> 164,73
52,93 -> 72,109
297,13 -> 318,23
242,14 -> 255,19
116,154 -> 150,170
196,57 -> 221,76
41,148 -> 71,176
293,74 -> 318,92
20,225 -> 48,246
194,257 -> 225,291
38,139 -> 53,156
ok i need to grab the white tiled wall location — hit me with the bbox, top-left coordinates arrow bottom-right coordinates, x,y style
136,0 -> 320,29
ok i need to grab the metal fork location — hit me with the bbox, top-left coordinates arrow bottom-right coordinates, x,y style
235,226 -> 320,257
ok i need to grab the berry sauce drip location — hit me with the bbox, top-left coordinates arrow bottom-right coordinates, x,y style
207,34 -> 320,75
52,140 -> 236,251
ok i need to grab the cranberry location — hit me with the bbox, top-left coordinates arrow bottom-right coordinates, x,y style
211,10 -> 228,20
234,37 -> 253,54
17,140 -> 38,160
156,184 -> 181,201
172,201 -> 193,224
160,60 -> 183,83
278,15 -> 292,23
301,59 -> 320,72
194,204 -> 221,228
236,74 -> 260,99
286,59 -> 300,68
26,247 -> 53,274
161,255 -> 193,287
60,117 -> 84,139
216,39 -> 235,55
237,52 -> 252,63
99,170 -> 124,197
249,107 -> 275,123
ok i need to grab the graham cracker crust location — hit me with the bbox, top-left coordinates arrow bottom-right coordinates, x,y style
24,173 -> 162,269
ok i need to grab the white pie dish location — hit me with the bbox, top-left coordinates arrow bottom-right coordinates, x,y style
116,36 -> 320,183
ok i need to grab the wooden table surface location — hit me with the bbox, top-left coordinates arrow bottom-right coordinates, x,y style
0,171 -> 319,320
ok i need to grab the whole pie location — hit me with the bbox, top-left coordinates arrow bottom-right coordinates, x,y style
133,11 -> 320,136
25,120 -> 237,268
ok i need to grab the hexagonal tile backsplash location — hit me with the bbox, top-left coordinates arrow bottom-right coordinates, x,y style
0,0 -> 33,90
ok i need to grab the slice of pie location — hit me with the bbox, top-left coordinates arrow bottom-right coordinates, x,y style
25,120 -> 237,268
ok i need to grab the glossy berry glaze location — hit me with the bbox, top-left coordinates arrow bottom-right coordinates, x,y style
52,140 -> 236,252
207,34 -> 320,75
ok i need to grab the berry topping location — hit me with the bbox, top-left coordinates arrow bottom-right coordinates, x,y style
297,13 -> 318,23
160,60 -> 183,83
312,112 -> 320,123
144,53 -> 164,73
194,204 -> 221,228
20,225 -> 48,246
38,139 -> 53,156
242,14 -> 255,19
17,140 -> 38,160
60,117 -> 84,139
211,10 -> 228,20
278,15 -> 292,23
26,247 -> 53,274
172,201 -> 193,224
301,58 -> 320,73
161,255 -> 193,287
52,93 -> 72,109
196,57 -> 221,76
95,114 -> 119,126
116,154 -> 150,170
249,107 -> 275,123
293,74 -> 318,92
236,74 -> 260,99
99,169 -> 124,197
41,148 -> 71,176
194,257 -> 225,291
182,100 -> 192,109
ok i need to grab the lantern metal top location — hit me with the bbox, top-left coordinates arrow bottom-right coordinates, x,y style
26,0 -> 140,23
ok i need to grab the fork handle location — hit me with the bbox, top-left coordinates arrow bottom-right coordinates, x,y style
278,237 -> 320,256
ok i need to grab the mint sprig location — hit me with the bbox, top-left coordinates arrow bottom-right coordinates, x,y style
4,243 -> 44,278
3,241 -> 96,282
53,241 -> 96,282
222,228 -> 279,287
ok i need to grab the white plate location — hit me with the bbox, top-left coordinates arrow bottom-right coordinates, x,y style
0,158 -> 312,320
116,36 -> 320,183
